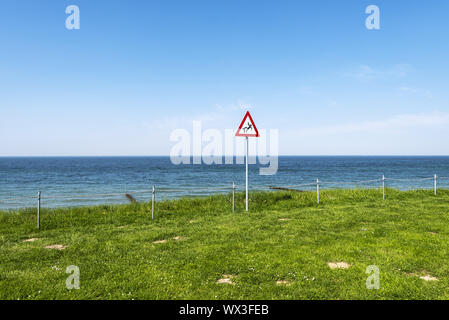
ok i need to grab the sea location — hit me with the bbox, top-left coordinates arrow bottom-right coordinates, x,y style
1,156 -> 449,209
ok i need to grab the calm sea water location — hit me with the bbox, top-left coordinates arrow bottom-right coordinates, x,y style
1,156 -> 449,209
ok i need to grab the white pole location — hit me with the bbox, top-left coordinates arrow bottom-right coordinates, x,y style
434,174 -> 437,196
245,137 -> 249,212
382,174 -> 385,200
316,178 -> 320,204
152,185 -> 155,220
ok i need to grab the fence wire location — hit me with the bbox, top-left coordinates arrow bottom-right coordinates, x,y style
1,174 -> 448,208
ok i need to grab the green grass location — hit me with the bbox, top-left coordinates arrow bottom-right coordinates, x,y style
1,188 -> 449,300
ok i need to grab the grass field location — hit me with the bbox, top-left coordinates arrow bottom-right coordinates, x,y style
1,188 -> 449,300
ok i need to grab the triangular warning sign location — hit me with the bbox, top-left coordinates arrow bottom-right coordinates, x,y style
235,111 -> 259,137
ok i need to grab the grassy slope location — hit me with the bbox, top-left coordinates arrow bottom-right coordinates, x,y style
0,188 -> 448,300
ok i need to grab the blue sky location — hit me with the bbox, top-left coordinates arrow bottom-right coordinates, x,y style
0,0 -> 448,156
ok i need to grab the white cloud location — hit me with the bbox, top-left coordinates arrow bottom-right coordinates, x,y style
398,86 -> 433,99
344,64 -> 412,80
215,100 -> 254,112
292,111 -> 449,137
143,100 -> 252,132
298,86 -> 316,96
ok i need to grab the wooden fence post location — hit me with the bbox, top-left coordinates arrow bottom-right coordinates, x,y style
152,186 -> 155,220
37,191 -> 41,229
434,174 -> 437,196
232,182 -> 235,212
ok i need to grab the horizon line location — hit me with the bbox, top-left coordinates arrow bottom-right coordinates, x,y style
1,155 -> 449,158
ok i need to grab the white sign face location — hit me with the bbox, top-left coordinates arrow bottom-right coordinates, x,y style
235,111 -> 259,137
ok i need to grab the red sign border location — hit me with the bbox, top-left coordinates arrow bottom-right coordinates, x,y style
235,111 -> 259,137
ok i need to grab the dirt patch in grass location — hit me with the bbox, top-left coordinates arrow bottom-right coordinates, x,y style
173,236 -> 186,241
406,270 -> 439,281
152,239 -> 167,244
22,238 -> 39,243
276,280 -> 292,286
420,275 -> 439,281
278,218 -> 290,221
328,262 -> 350,269
217,275 -> 236,285
45,245 -> 66,250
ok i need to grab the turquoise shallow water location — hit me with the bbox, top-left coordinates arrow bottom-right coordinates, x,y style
1,156 -> 449,209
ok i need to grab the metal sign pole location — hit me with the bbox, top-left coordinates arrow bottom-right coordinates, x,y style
246,136 -> 249,212
235,111 -> 258,212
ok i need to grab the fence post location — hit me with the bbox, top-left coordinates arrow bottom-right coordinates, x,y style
152,186 -> 155,220
316,178 -> 320,204
382,174 -> 385,200
37,191 -> 41,230
232,181 -> 235,212
434,174 -> 437,196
